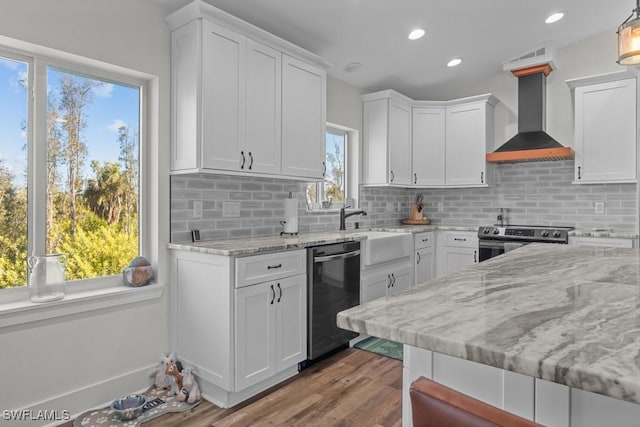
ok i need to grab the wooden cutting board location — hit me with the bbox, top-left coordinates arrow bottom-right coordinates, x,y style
402,218 -> 430,225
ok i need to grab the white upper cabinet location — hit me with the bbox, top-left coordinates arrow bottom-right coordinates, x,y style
445,99 -> 495,187
388,99 -> 412,185
362,90 -> 413,186
363,91 -> 496,188
567,72 -> 637,184
201,21 -> 246,171
281,55 -> 327,179
412,107 -> 446,186
167,1 -> 328,180
245,40 -> 281,175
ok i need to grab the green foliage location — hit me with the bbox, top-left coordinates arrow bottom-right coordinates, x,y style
0,162 -> 28,288
0,72 -> 139,289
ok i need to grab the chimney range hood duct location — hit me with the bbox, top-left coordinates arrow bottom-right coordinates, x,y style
486,64 -> 575,163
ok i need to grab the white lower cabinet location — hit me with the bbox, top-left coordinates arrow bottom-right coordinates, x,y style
436,231 -> 478,277
361,261 -> 412,303
171,248 -> 306,408
403,345 -> 640,427
235,274 -> 306,391
414,232 -> 435,286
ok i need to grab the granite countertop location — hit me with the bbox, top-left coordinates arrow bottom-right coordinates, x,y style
570,228 -> 638,239
337,243 -> 640,405
167,224 -> 479,256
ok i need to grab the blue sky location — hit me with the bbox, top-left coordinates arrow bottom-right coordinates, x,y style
0,57 -> 139,188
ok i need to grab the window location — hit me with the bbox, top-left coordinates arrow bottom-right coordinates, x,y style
307,127 -> 348,209
0,50 -> 143,290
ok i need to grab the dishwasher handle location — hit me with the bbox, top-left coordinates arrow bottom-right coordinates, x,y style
314,250 -> 360,263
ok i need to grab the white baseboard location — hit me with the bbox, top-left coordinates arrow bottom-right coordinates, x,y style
199,366 -> 299,409
5,364 -> 157,427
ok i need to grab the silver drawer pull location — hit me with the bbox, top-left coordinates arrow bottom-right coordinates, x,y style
267,264 -> 282,270
422,238 -> 429,242
454,238 -> 467,242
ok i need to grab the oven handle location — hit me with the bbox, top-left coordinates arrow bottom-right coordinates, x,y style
314,250 -> 360,263
478,239 -> 506,249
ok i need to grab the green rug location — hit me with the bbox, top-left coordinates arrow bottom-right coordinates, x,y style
354,337 -> 403,360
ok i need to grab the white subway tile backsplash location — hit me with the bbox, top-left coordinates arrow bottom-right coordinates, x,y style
170,161 -> 636,242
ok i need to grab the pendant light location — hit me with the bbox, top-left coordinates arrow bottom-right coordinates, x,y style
618,0 -> 640,65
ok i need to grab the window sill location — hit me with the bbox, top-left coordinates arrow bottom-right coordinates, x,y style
0,283 -> 164,329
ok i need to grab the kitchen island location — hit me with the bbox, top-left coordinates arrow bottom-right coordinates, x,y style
337,243 -> 640,427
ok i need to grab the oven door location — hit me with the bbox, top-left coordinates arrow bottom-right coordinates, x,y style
478,239 -> 528,262
478,239 -> 505,262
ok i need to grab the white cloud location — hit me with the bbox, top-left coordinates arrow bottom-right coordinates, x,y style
106,119 -> 128,132
93,82 -> 114,98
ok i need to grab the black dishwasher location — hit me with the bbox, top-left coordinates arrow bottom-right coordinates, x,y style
301,241 -> 360,368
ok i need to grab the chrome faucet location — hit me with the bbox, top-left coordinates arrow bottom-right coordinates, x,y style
339,207 -> 367,230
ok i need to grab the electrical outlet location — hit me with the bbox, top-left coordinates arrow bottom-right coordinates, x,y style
386,202 -> 394,212
595,202 -> 604,214
192,200 -> 203,219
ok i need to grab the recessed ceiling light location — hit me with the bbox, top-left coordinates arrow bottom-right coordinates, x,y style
408,28 -> 426,40
447,58 -> 462,67
545,11 -> 565,24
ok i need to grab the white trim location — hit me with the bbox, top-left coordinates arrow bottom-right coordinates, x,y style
22,363 -> 156,425
565,69 -> 638,90
0,283 -> 163,328
0,34 -> 162,325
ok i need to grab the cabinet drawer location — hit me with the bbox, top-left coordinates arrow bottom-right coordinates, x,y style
236,249 -> 306,287
414,232 -> 434,250
443,232 -> 478,248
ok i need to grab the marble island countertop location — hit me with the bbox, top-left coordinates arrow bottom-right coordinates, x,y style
337,243 -> 640,405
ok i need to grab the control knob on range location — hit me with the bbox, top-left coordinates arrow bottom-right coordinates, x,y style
493,228 -> 500,234
552,230 -> 561,238
483,227 -> 491,234
540,230 -> 549,237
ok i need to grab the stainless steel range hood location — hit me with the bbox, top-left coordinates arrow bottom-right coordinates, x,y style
486,64 -> 574,163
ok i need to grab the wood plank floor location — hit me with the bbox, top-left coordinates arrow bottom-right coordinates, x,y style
144,348 -> 403,427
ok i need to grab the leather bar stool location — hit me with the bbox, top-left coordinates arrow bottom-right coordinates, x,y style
410,377 -> 542,427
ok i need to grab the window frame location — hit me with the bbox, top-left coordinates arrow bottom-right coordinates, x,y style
0,37 -> 156,305
308,123 -> 357,211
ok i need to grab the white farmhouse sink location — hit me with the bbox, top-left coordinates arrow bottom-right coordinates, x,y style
359,231 -> 412,267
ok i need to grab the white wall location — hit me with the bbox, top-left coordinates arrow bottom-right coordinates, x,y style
0,0 -> 172,422
327,76 -> 364,205
426,29 -> 622,151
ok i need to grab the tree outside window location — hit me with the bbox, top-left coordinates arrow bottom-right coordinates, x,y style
307,129 -> 347,209
0,56 -> 141,289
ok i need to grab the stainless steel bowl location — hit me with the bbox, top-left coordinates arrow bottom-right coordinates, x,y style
111,394 -> 148,421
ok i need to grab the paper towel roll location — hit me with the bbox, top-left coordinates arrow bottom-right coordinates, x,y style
283,198 -> 298,233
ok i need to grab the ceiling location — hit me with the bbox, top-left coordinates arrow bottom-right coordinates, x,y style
164,0 -> 632,99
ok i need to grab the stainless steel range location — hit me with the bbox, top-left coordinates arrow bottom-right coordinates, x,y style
478,225 -> 573,262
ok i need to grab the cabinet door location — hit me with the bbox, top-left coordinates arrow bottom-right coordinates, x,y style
388,265 -> 412,295
235,281 -> 276,391
246,40 -> 281,175
388,99 -> 412,186
441,247 -> 478,276
361,271 -> 390,303
281,54 -> 326,178
575,78 -> 636,183
445,103 -> 487,186
415,246 -> 435,286
275,275 -> 307,371
412,107 -> 445,186
201,20 -> 246,171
